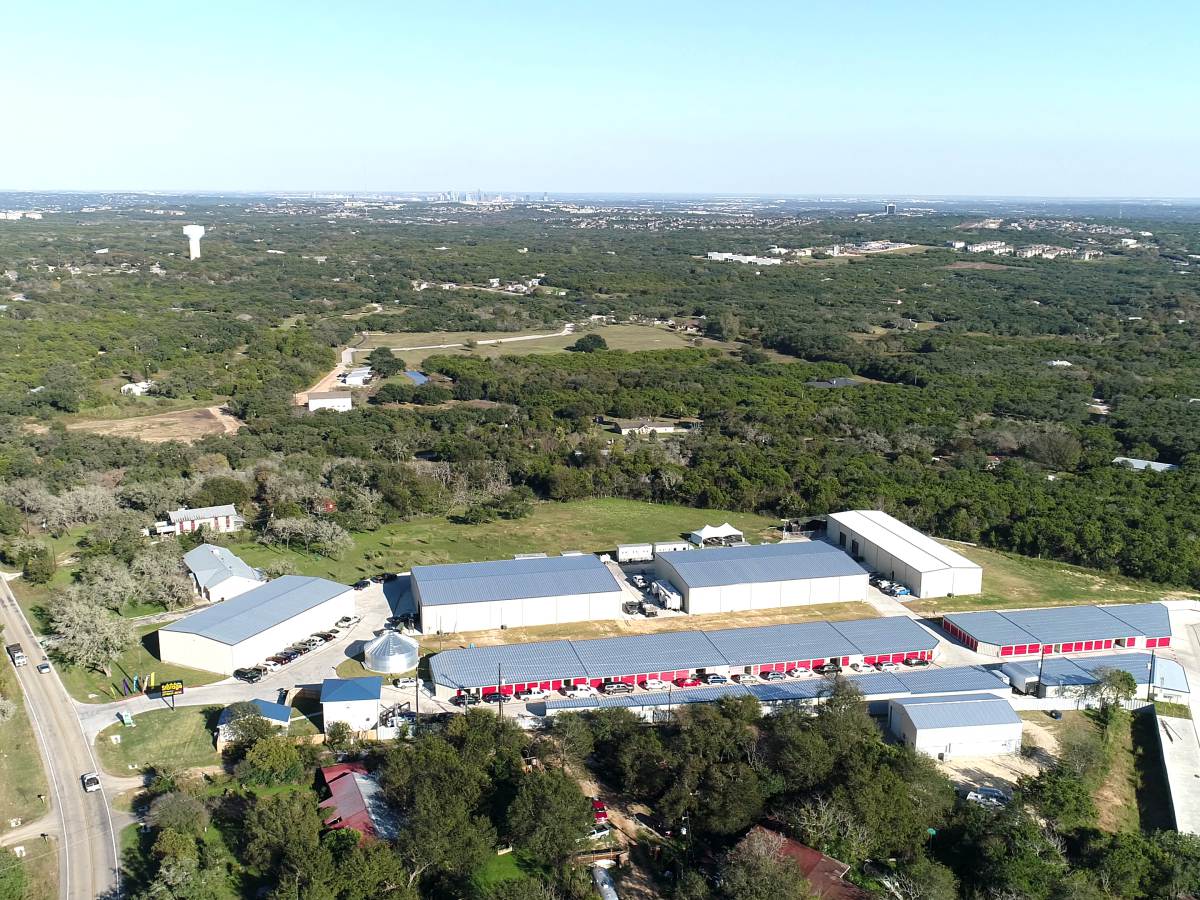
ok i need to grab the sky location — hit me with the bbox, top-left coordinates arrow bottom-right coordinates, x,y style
4,1 -> 1199,197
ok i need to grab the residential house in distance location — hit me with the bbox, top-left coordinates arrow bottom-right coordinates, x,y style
120,380 -> 155,396
747,827 -> 870,900
214,698 -> 291,751
804,377 -> 861,389
318,762 -> 400,842
1113,456 -> 1178,473
308,392 -> 353,413
600,416 -> 702,436
183,543 -> 265,603
154,504 -> 244,536
341,366 -> 373,388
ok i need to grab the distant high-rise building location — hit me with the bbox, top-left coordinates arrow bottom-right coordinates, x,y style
885,203 -> 897,215
542,192 -> 548,202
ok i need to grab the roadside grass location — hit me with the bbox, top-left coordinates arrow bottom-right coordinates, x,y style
1154,701 -> 1192,719
909,542 -> 1192,616
225,498 -> 782,584
1,843 -> 58,900
0,664 -> 50,826
55,623 -> 225,704
95,705 -> 223,775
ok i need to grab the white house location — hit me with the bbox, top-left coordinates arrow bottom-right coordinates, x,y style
183,544 -> 265,603
308,392 -> 353,413
120,381 -> 156,396
155,504 -> 244,536
341,367 -> 373,388
320,677 -> 382,733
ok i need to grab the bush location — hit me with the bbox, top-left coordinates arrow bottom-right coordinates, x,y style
568,334 -> 607,353
21,547 -> 56,585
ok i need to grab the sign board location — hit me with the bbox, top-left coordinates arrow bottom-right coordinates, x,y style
158,680 -> 185,698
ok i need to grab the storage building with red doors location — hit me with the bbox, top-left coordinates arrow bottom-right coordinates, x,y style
942,603 -> 1170,658
428,615 -> 940,700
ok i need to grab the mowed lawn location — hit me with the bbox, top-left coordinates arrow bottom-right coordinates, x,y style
0,664 -> 50,825
355,324 -> 729,368
226,498 -> 782,584
56,623 -> 225,704
96,705 -> 224,775
908,542 -> 1193,617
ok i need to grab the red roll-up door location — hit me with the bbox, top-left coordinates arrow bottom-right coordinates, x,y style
1000,646 -> 1013,657
1159,637 -> 1171,647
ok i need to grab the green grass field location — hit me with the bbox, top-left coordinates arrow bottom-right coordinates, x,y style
96,705 -> 224,775
226,498 -> 782,584
354,324 -> 727,368
56,623 -> 225,704
909,542 -> 1192,616
0,665 -> 50,826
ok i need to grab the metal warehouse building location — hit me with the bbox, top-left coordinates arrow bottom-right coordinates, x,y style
653,542 -> 868,615
413,554 -> 625,633
428,615 -> 938,700
157,575 -> 355,675
943,603 -> 1171,657
887,694 -> 1022,759
825,510 -> 982,599
1002,652 -> 1189,702
540,664 -> 1013,720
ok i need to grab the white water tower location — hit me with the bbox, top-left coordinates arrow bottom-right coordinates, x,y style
182,224 -> 206,260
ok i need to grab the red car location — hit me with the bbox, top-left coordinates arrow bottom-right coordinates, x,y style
674,676 -> 702,688
591,799 -> 608,823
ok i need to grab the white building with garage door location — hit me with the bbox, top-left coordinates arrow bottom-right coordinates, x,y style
413,554 -> 625,634
157,575 -> 355,675
653,541 -> 867,616
888,693 -> 1022,759
826,510 -> 982,599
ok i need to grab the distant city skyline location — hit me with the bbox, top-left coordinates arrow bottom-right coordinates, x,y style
4,1 -> 1198,197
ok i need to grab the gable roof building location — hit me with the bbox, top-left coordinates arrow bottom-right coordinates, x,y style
319,762 -> 400,841
183,543 -> 265,603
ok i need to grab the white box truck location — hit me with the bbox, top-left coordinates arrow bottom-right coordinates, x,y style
6,643 -> 28,667
616,543 -> 654,563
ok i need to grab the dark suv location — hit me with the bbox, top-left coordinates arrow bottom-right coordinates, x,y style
233,667 -> 263,684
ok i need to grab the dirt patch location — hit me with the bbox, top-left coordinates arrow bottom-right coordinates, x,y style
31,406 -> 242,444
435,601 -> 878,649
938,751 -> 1041,793
941,261 -> 1018,271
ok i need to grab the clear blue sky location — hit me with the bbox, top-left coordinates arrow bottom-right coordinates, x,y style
5,1 -> 1198,196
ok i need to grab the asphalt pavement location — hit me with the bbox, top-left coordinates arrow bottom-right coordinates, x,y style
1,577 -> 120,900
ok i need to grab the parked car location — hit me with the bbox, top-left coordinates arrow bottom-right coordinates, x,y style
763,670 -> 787,682
734,673 -> 760,685
903,658 -> 930,668
314,632 -> 337,642
233,667 -> 263,684
848,662 -> 867,673
81,772 -> 101,793
603,681 -> 634,694
704,673 -> 728,685
975,787 -> 1010,805
266,655 -> 290,667
383,573 -> 398,582
353,580 -> 370,591
288,643 -> 312,656
1048,709 -> 1063,720
516,686 -> 548,701
336,616 -> 361,628
582,825 -> 611,842
303,636 -> 326,648
638,678 -> 664,691
259,659 -> 282,672
622,600 -> 641,615
674,676 -> 702,688
591,799 -> 608,823
371,574 -> 387,583
814,663 -> 841,675
874,661 -> 900,673
392,677 -> 419,689
325,626 -> 342,638
277,649 -> 300,662
563,684 -> 596,698
384,616 -> 404,631
481,691 -> 504,704
639,601 -> 658,618
869,573 -> 885,587
785,667 -> 806,678
451,693 -> 481,707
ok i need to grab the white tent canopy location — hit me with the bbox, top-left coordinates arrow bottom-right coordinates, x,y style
687,522 -> 745,546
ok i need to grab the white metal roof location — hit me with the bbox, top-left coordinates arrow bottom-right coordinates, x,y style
168,504 -> 240,523
827,510 -> 980,575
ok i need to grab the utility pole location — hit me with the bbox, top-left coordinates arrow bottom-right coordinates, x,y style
497,664 -> 504,720
1149,648 -> 1157,703
1036,644 -> 1047,698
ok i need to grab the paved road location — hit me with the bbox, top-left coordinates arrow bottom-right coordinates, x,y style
1,579 -> 120,900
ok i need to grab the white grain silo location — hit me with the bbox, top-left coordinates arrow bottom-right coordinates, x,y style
363,631 -> 419,674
